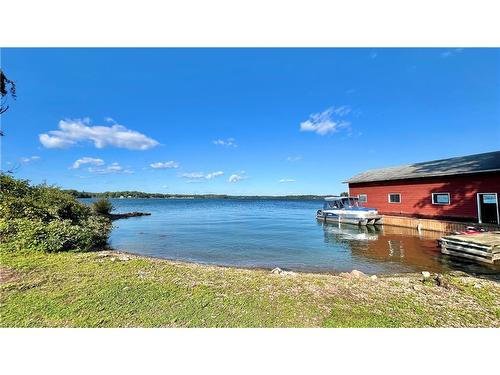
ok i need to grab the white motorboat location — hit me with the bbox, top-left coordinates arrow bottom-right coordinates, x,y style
316,196 -> 383,226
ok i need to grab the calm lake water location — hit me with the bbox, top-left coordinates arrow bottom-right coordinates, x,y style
88,199 -> 499,276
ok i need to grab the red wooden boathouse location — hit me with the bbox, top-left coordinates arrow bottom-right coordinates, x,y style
346,151 -> 500,225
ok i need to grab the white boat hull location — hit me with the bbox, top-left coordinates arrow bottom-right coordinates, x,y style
316,210 -> 383,226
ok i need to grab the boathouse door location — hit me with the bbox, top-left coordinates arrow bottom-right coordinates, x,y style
477,193 -> 499,224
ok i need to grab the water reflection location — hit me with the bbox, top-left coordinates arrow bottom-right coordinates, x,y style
320,222 -> 500,279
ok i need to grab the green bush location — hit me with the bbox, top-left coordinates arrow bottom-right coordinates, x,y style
0,173 -> 112,252
92,198 -> 114,215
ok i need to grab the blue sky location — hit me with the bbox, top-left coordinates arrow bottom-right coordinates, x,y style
1,48 -> 499,195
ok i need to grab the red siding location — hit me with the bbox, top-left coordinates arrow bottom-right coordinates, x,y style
349,172 -> 500,222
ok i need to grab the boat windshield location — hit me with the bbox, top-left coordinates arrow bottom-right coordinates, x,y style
342,197 -> 360,208
324,197 -> 361,209
325,200 -> 341,209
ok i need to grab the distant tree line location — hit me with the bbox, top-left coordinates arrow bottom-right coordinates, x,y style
62,190 -> 349,200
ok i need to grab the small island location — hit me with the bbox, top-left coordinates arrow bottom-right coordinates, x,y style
90,197 -> 151,220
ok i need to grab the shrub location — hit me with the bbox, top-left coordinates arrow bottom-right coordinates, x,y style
0,174 -> 92,223
0,217 -> 111,252
92,198 -> 114,215
0,173 -> 112,252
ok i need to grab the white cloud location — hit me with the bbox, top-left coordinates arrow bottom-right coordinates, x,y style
88,162 -> 133,175
39,134 -> 74,148
20,156 -> 41,164
70,157 -> 132,174
228,172 -> 248,183
181,172 -> 205,179
299,107 -> 351,136
206,171 -> 224,179
440,48 -> 463,58
332,105 -> 352,116
181,171 -> 224,180
286,156 -> 302,162
39,118 -> 159,150
213,138 -> 237,148
279,178 -> 296,183
71,157 -> 104,169
150,161 -> 180,169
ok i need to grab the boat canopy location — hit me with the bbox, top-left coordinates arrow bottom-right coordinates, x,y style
323,196 -> 362,209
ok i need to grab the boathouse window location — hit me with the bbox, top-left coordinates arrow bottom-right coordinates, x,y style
432,193 -> 450,205
358,194 -> 367,203
388,193 -> 401,203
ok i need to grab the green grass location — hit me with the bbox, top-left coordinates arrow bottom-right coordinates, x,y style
1,249 -> 499,327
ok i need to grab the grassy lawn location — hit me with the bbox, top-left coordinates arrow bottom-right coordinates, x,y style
1,249 -> 499,327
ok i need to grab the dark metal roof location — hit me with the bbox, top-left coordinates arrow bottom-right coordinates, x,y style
345,151 -> 500,184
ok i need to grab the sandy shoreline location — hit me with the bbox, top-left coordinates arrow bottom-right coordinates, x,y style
105,247 -> 500,281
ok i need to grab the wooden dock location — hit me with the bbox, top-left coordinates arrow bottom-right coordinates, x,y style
439,232 -> 500,264
382,215 -> 500,233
